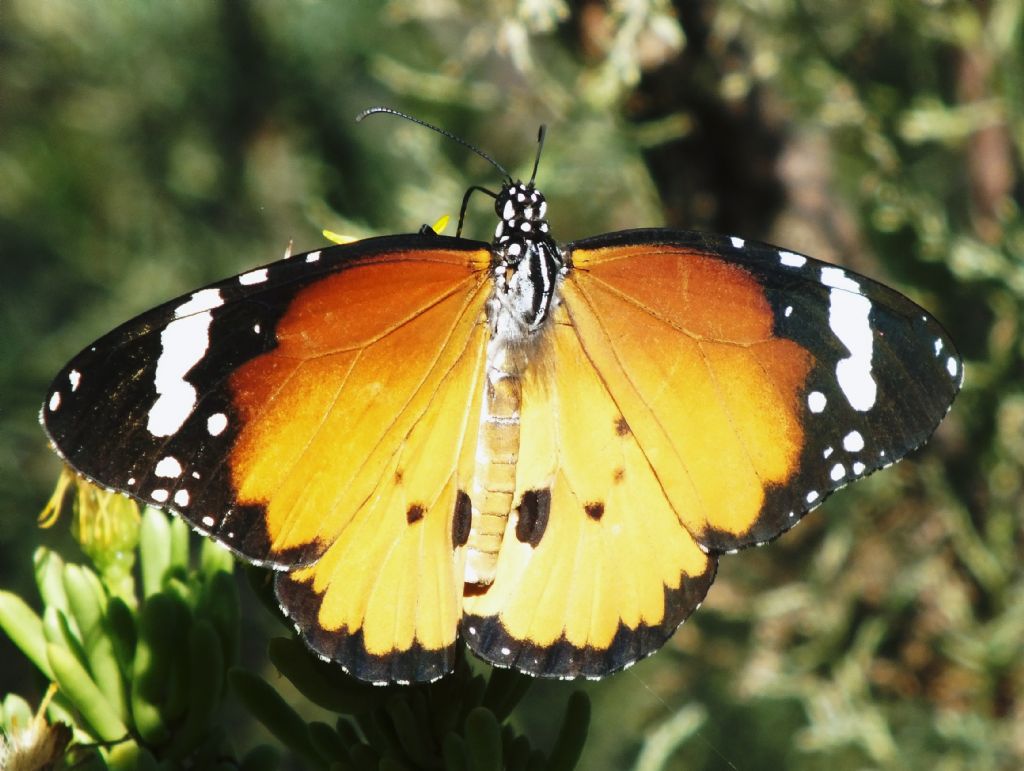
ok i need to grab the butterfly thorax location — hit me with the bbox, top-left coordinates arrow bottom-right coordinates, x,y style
488,182 -> 565,343
466,182 -> 565,587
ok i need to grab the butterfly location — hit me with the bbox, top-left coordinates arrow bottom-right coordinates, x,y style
42,109 -> 963,684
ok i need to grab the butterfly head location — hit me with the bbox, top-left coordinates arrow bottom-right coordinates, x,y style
492,182 -> 550,245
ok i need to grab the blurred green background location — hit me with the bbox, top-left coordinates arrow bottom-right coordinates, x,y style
1,0 -> 1021,768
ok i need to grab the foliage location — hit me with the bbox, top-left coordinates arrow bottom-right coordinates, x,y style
1,0 -> 1022,769
0,486 -> 589,769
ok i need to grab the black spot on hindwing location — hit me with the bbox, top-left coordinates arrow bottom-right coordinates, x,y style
515,489 -> 551,547
452,491 -> 472,548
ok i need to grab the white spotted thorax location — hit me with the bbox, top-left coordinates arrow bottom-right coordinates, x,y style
487,181 -> 564,344
465,180 -> 566,587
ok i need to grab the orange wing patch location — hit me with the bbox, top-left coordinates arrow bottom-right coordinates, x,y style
229,252 -> 488,561
462,305 -> 717,678
566,243 -> 814,548
227,248 -> 491,683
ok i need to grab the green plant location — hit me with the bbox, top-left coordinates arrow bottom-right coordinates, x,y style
0,478 -> 589,770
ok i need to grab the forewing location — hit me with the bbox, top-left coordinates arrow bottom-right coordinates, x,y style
561,229 -> 962,553
44,234 -> 494,682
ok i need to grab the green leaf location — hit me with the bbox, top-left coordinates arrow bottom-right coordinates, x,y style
308,720 -> 350,764
268,636 -> 388,714
545,692 -> 590,771
200,536 -> 236,577
385,694 -> 431,762
85,630 -> 128,725
240,744 -> 283,771
0,589 -> 53,679
47,642 -> 129,742
230,668 -> 325,768
34,548 -> 73,629
106,740 -> 155,771
43,606 -> 89,670
105,596 -> 137,675
197,569 -> 241,670
139,508 -> 172,597
131,593 -> 190,745
63,563 -> 106,642
482,667 -> 533,723
463,707 -> 502,771
168,619 -> 224,759
169,514 -> 191,572
443,732 -> 468,771
504,733 -> 531,771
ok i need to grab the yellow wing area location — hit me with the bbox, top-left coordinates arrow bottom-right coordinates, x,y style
462,304 -> 717,678
227,248 -> 491,683
463,242 -> 812,678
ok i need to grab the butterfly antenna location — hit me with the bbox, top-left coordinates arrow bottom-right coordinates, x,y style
357,106 -> 513,182
529,125 -> 546,185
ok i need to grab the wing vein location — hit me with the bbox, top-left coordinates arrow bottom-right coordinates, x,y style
563,278 -> 712,532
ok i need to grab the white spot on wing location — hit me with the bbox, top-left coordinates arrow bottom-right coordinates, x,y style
830,463 -> 845,481
207,412 -> 228,436
808,391 -> 827,413
69,370 -> 81,391
49,391 -> 61,411
202,515 -> 216,528
147,311 -> 216,437
238,268 -> 268,285
853,461 -> 866,474
934,338 -> 943,355
946,356 -> 958,378
174,489 -> 190,507
806,490 -> 819,503
822,267 -> 876,411
843,430 -> 865,452
173,288 -> 223,319
730,236 -> 745,248
823,446 -> 834,458
151,488 -> 169,503
784,305 -> 793,317
779,250 -> 807,267
305,251 -> 321,263
155,456 -> 183,478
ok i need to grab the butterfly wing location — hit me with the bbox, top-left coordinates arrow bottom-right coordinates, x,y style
462,303 -> 718,677
44,234 -> 493,682
463,228 -> 961,678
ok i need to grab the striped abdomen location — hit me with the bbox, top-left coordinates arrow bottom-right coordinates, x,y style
465,346 -> 522,586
